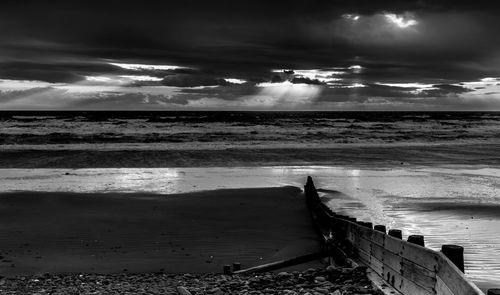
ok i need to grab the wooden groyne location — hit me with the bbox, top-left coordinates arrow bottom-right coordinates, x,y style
304,176 -> 490,295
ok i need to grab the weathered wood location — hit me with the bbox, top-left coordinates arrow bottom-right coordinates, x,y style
358,236 -> 372,254
372,230 -> 386,246
347,229 -> 356,244
401,258 -> 436,293
370,255 -> 384,276
233,262 -> 241,271
437,252 -> 484,295
389,229 -> 403,239
223,265 -> 231,274
233,251 -> 327,274
385,235 -> 403,255
402,241 -> 439,272
435,275 -> 455,295
347,223 -> 359,245
334,217 -> 347,232
358,221 -> 373,229
441,245 -> 464,273
366,267 -> 404,295
371,243 -> 385,262
358,225 -> 373,240
303,176 -> 485,295
408,235 -> 425,247
383,249 -> 402,273
384,264 -> 433,295
358,247 -> 371,265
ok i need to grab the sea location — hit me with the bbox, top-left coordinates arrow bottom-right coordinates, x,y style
0,111 -> 499,290
0,111 -> 499,147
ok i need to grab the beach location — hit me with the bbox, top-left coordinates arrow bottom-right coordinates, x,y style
0,187 -> 323,276
1,111 -> 500,292
0,266 -> 380,295
2,0 -> 500,291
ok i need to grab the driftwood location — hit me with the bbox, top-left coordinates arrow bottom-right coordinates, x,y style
233,251 -> 327,274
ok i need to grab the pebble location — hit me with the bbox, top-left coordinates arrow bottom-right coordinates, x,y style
0,266 -> 381,295
314,276 -> 326,282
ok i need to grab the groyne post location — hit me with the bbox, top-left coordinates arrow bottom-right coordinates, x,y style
374,225 -> 386,233
233,262 -> 241,272
441,244 -> 465,273
223,264 -> 232,275
407,235 -> 425,247
388,229 -> 402,239
357,221 -> 373,229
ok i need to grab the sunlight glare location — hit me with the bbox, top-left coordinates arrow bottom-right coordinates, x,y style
384,13 -> 418,28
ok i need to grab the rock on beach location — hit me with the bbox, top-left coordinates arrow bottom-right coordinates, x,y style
0,266 -> 382,295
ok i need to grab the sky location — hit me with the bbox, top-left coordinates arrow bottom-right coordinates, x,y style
1,0 -> 500,110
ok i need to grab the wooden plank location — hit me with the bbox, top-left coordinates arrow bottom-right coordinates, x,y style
357,225 -> 373,240
372,230 -> 386,246
399,273 -> 434,295
366,268 -> 403,295
334,218 -> 347,236
346,223 -> 356,244
233,252 -> 327,274
401,258 -> 436,293
435,275 -> 454,295
371,243 -> 385,262
347,230 -> 355,244
402,241 -> 439,272
370,256 -> 384,276
385,235 -> 403,254
436,253 -> 483,295
384,264 -> 433,295
358,236 -> 372,254
334,217 -> 347,228
352,228 -> 361,248
358,248 -> 371,265
383,249 -> 402,273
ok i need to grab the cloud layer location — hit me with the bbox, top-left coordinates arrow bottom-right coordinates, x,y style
0,0 -> 499,110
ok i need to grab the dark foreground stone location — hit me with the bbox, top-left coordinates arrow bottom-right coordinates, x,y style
0,266 -> 382,295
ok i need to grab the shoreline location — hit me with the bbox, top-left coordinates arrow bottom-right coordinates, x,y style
1,143 -> 500,168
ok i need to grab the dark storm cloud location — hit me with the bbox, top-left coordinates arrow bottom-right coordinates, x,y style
1,0 -> 500,109
179,84 -> 257,101
1,0 -> 498,73
69,92 -> 192,110
0,61 -> 114,83
291,77 -> 325,85
161,74 -> 231,88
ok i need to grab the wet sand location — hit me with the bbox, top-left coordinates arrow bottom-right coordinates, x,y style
0,186 -> 322,276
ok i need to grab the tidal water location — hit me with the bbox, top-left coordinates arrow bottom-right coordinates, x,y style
0,165 -> 499,289
1,111 -> 500,147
